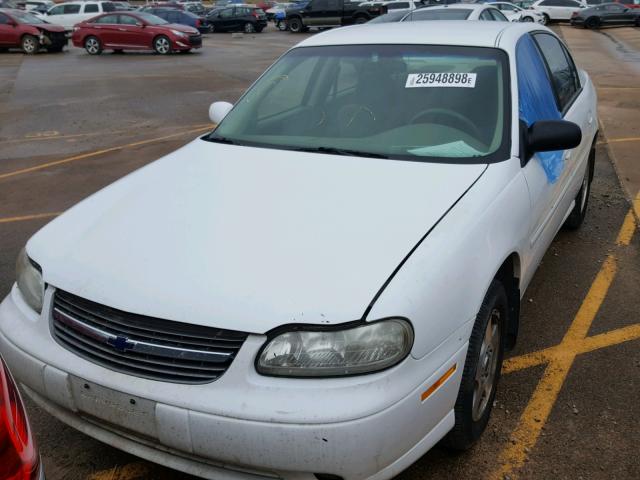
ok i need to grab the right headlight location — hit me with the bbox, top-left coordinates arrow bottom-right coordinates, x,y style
16,248 -> 44,314
256,318 -> 414,377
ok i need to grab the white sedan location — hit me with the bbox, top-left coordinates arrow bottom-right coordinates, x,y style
490,1 -> 547,23
531,0 -> 585,22
401,4 -> 510,21
0,21 -> 597,480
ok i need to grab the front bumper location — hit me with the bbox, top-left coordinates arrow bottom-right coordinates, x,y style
0,286 -> 467,480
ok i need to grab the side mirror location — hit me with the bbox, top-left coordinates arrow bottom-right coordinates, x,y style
209,101 -> 233,124
522,120 -> 582,164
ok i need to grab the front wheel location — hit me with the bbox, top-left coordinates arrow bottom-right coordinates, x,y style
354,15 -> 368,24
522,16 -> 534,22
288,16 -> 303,33
243,22 -> 255,33
84,35 -> 102,55
21,35 -> 39,55
541,13 -> 550,25
153,35 -> 171,55
443,280 -> 507,450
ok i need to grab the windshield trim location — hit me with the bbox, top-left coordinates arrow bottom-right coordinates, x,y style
204,44 -> 512,165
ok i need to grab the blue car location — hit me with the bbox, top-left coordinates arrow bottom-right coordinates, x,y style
143,7 -> 211,33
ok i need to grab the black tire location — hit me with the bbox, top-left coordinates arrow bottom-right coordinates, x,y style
21,35 -> 39,55
0,47 -> 8,53
542,13 -> 550,25
288,16 -> 303,33
443,280 -> 508,450
243,22 -> 255,33
635,17 -> 640,27
522,16 -> 534,22
84,35 -> 102,55
585,16 -> 600,29
564,145 -> 595,230
255,26 -> 264,33
354,15 -> 368,24
207,23 -> 215,33
153,35 -> 171,55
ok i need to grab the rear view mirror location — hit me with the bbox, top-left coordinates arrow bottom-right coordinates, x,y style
523,120 -> 582,163
209,101 -> 233,124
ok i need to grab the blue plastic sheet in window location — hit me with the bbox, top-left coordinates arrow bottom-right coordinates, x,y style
517,35 -> 563,183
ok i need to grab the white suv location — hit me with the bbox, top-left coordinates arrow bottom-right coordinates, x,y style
43,1 -> 116,30
531,0 -> 584,22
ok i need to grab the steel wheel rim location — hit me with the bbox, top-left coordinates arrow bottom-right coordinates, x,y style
472,308 -> 501,421
156,37 -> 170,54
86,38 -> 99,53
23,37 -> 36,53
244,22 -> 254,33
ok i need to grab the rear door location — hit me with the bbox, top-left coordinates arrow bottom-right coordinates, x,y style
602,3 -> 631,23
0,12 -> 18,46
92,13 -> 120,45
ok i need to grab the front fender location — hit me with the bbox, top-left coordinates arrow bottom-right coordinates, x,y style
366,157 -> 530,360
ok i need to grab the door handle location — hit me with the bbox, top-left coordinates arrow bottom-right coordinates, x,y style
118,28 -> 127,31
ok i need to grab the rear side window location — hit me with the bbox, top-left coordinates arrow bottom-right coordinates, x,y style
64,4 -> 81,13
0,13 -> 10,24
49,4 -> 64,14
84,4 -> 99,13
479,8 -> 495,19
533,33 -> 580,111
95,13 -> 118,22
407,8 -> 472,20
118,14 -> 138,24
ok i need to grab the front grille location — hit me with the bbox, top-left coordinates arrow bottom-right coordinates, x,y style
51,290 -> 248,384
188,35 -> 202,46
46,32 -> 68,46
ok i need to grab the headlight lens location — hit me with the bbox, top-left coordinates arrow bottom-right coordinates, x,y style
16,248 -> 44,314
171,29 -> 187,37
256,318 -> 413,377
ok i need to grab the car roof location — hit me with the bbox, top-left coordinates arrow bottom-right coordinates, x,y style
417,4 -> 490,10
296,20 -> 535,49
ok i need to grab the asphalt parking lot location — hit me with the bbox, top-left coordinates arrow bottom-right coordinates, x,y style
1,24 -> 639,480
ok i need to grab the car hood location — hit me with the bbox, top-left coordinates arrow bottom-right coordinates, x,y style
165,23 -> 199,34
29,140 -> 486,333
33,23 -> 66,32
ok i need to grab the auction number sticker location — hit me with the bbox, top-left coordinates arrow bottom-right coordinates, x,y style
405,73 -> 477,88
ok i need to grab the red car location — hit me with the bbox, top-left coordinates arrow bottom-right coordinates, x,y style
617,0 -> 640,8
0,354 -> 43,480
0,9 -> 67,54
71,11 -> 201,55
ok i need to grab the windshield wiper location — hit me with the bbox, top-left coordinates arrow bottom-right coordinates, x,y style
291,146 -> 389,159
206,135 -> 237,145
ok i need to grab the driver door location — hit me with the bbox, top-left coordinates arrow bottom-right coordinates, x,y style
0,12 -> 18,46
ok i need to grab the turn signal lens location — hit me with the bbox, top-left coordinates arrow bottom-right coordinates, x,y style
0,356 -> 40,480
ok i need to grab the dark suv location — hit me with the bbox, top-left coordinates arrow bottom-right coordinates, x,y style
206,5 -> 267,32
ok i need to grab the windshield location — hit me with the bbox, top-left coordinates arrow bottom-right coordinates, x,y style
136,12 -> 169,24
404,8 -> 473,20
12,10 -> 47,23
208,45 -> 510,162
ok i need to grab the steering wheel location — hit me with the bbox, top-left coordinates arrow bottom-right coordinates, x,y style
337,104 -> 376,130
409,108 -> 482,140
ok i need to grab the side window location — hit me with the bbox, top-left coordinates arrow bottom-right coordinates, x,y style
479,9 -> 495,20
63,4 -> 81,13
0,13 -> 9,24
490,8 -> 509,20
315,0 -> 328,9
118,14 -> 138,24
167,11 -> 179,22
533,33 -> 580,111
516,34 -> 563,180
49,5 -> 64,14
84,4 -> 99,13
95,14 -> 118,23
219,8 -> 233,17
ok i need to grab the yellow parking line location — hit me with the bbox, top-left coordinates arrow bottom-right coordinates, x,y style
490,254 -> 618,480
0,125 -> 212,182
599,136 -> 640,145
88,462 -> 150,480
0,212 -> 62,224
0,123 -> 213,145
